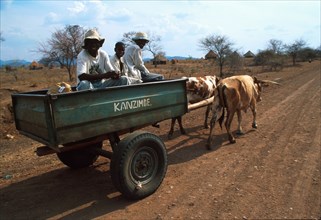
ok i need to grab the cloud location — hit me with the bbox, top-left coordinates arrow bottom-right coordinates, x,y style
107,8 -> 132,23
44,12 -> 60,25
67,1 -> 86,15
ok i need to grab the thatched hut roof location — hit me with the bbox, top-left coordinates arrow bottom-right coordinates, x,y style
152,54 -> 167,65
205,50 -> 218,60
153,54 -> 167,61
244,50 -> 255,58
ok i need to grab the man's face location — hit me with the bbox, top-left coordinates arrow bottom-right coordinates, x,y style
85,39 -> 101,57
135,39 -> 148,49
115,44 -> 125,58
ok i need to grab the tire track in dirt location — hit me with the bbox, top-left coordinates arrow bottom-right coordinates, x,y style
202,67 -> 321,219
149,66 -> 321,220
1,62 -> 320,220
246,72 -> 321,218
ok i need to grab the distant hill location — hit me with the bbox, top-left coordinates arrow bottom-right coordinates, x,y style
1,55 -> 198,67
144,56 -> 197,62
0,59 -> 31,67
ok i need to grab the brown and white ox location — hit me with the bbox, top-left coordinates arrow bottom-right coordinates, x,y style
168,75 -> 220,139
206,75 -> 279,149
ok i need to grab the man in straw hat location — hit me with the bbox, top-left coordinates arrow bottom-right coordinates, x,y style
123,32 -> 164,82
76,29 -> 130,90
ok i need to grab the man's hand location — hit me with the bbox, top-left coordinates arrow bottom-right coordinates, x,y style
109,71 -> 120,79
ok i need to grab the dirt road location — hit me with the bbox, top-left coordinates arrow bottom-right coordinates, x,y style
0,61 -> 320,219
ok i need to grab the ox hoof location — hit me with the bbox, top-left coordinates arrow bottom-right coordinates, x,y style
180,129 -> 187,135
252,123 -> 258,129
206,143 -> 213,150
229,139 -> 236,144
236,130 -> 244,135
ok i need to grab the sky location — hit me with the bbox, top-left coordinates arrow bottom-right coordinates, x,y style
0,0 -> 320,62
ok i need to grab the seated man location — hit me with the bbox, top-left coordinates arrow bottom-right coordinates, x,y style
110,41 -> 142,84
76,29 -> 129,90
123,32 -> 164,82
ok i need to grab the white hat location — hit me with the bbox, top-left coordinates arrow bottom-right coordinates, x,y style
82,29 -> 105,48
132,32 -> 149,42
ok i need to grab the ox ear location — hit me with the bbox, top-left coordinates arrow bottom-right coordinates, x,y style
216,76 -> 221,85
253,76 -> 259,83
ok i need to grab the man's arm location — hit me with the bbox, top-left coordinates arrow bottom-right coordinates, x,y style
78,72 -> 118,82
133,47 -> 150,73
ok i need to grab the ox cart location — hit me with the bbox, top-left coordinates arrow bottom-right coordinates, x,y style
11,79 -> 188,200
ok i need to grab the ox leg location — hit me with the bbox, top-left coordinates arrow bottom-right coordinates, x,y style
177,116 -> 187,135
203,105 -> 211,129
225,110 -> 236,144
206,104 -> 223,150
236,110 -> 244,135
168,117 -> 177,139
206,112 -> 218,150
168,116 -> 186,139
251,105 -> 258,129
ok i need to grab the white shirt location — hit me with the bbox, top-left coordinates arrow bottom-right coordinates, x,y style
123,44 -> 150,80
110,53 -> 143,84
110,54 -> 128,76
76,49 -> 114,84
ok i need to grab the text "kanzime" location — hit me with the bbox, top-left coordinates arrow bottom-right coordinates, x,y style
114,98 -> 151,112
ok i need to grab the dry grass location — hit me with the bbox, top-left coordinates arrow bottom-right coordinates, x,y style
0,57 -> 307,92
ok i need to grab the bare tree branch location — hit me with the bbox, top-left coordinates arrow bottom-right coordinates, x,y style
36,25 -> 86,81
199,34 -> 234,77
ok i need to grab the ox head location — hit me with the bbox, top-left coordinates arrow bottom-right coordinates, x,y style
253,76 -> 281,102
185,76 -> 220,101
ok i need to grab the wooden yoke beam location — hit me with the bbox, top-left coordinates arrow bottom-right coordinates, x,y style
187,96 -> 214,112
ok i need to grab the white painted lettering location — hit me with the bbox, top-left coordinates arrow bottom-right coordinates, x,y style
113,98 -> 152,112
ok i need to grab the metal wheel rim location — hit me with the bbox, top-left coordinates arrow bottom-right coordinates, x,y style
130,146 -> 159,185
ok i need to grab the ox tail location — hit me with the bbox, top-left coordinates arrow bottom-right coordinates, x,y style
217,84 -> 227,129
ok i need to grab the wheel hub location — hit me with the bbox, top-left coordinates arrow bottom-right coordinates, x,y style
131,147 -> 158,183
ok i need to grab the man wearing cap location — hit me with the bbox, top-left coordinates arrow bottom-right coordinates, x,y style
76,29 -> 130,90
123,32 -> 164,82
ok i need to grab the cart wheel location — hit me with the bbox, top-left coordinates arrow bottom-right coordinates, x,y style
57,142 -> 102,169
110,131 -> 167,200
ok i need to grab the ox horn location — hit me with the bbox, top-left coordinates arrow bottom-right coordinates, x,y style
259,79 -> 281,85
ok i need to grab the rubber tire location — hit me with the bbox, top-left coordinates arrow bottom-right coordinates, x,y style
110,131 -> 167,200
57,142 -> 102,169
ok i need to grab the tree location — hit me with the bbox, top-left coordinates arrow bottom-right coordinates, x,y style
254,50 -> 275,66
121,31 -> 137,46
121,31 -> 164,67
267,39 -> 284,55
284,39 -> 306,66
199,34 -> 234,77
227,51 -> 243,74
299,47 -> 318,62
37,25 -> 86,81
254,49 -> 284,71
315,45 -> 321,58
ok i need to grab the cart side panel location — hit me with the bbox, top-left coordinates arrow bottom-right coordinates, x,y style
12,79 -> 188,147
11,94 -> 56,146
52,80 -> 187,143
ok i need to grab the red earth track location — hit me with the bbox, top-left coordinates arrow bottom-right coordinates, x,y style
0,61 -> 320,219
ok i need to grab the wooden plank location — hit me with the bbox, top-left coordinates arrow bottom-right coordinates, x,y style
188,96 -> 214,112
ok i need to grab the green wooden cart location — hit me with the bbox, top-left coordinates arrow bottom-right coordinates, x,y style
11,79 -> 188,200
